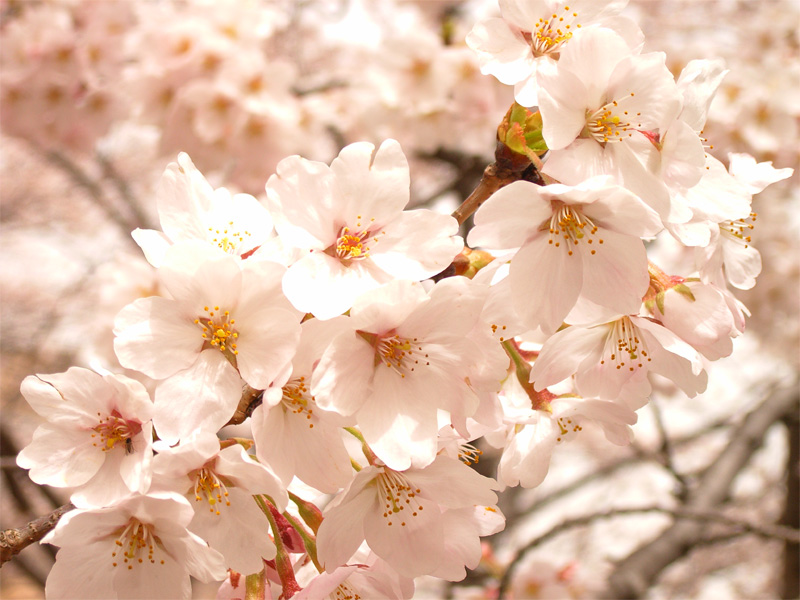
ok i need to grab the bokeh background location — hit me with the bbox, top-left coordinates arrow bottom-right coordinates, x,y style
1,1 -> 797,598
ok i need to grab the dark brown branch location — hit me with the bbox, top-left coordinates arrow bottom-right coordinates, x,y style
451,142 -> 544,226
602,381 -> 800,599
0,503 -> 74,566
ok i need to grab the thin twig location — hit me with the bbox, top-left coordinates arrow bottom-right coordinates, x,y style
649,396 -> 690,498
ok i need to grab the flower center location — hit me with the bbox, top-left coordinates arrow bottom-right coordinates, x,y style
547,204 -> 602,256
331,215 -> 383,262
207,221 -> 251,254
192,466 -> 231,516
599,317 -> 652,372
91,411 -> 139,453
195,305 -> 239,358
526,6 -> 581,58
555,415 -> 583,443
332,582 -> 361,600
720,212 -> 757,247
376,469 -> 423,528
282,376 -> 316,429
374,334 -> 428,379
111,518 -> 165,569
584,95 -> 642,143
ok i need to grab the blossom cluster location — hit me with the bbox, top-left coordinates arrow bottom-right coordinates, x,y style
9,0 -> 794,599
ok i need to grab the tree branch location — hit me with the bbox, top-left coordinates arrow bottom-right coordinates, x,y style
0,503 -> 74,566
602,381 -> 800,599
498,504 -> 800,598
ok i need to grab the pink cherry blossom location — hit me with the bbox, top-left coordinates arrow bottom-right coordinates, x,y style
43,492 -> 227,600
265,139 -> 463,319
315,455 -> 500,579
16,367 -> 154,508
468,176 -> 662,334
151,432 -> 287,575
113,241 -> 301,442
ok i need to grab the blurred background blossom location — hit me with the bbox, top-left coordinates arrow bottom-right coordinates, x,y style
1,1 -> 797,598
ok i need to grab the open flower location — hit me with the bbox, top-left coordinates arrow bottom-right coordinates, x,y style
265,139 -> 463,319
132,153 -> 274,268
537,28 -> 684,219
114,241 -> 301,442
151,432 -> 287,575
43,492 -> 227,600
466,0 -> 637,107
16,367 -> 154,508
316,455 -> 500,579
468,176 -> 661,334
530,315 -> 708,403
310,278 -> 490,470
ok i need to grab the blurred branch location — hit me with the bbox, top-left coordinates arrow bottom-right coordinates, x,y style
96,152 -> 155,231
42,149 -> 134,236
780,410 -> 799,599
0,503 -> 74,566
602,380 -> 800,599
649,395 -> 690,499
498,504 -> 800,598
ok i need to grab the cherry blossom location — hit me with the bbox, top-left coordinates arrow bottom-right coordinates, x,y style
151,432 -> 287,575
265,139 -> 463,320
466,0 -> 637,107
113,241 -> 301,442
531,315 -> 708,402
43,492 -> 227,600
537,28 -> 684,219
310,278 -> 492,470
250,317 -> 354,494
16,367 -> 154,508
316,455 -> 500,579
468,176 -> 662,334
132,153 -> 274,268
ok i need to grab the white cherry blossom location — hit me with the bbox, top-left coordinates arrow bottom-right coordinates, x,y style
113,241 -> 301,442
132,153 -> 274,268
468,176 -> 662,334
537,28 -> 684,219
315,455 -> 500,579
43,492 -> 227,600
310,278 -> 491,470
16,367 -> 154,509
265,139 -> 463,319
531,315 -> 708,403
466,0 -> 637,107
151,432 -> 287,575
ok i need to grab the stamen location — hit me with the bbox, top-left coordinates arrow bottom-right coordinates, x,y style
281,376 -> 316,429
547,204 -> 601,256
526,5 -> 581,58
585,95 -> 642,143
375,334 -> 428,378
110,518 -> 164,569
91,411 -> 138,453
195,306 -> 239,357
598,317 -> 652,372
376,469 -> 424,528
720,212 -> 757,248
192,466 -> 231,516
207,220 -> 251,254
